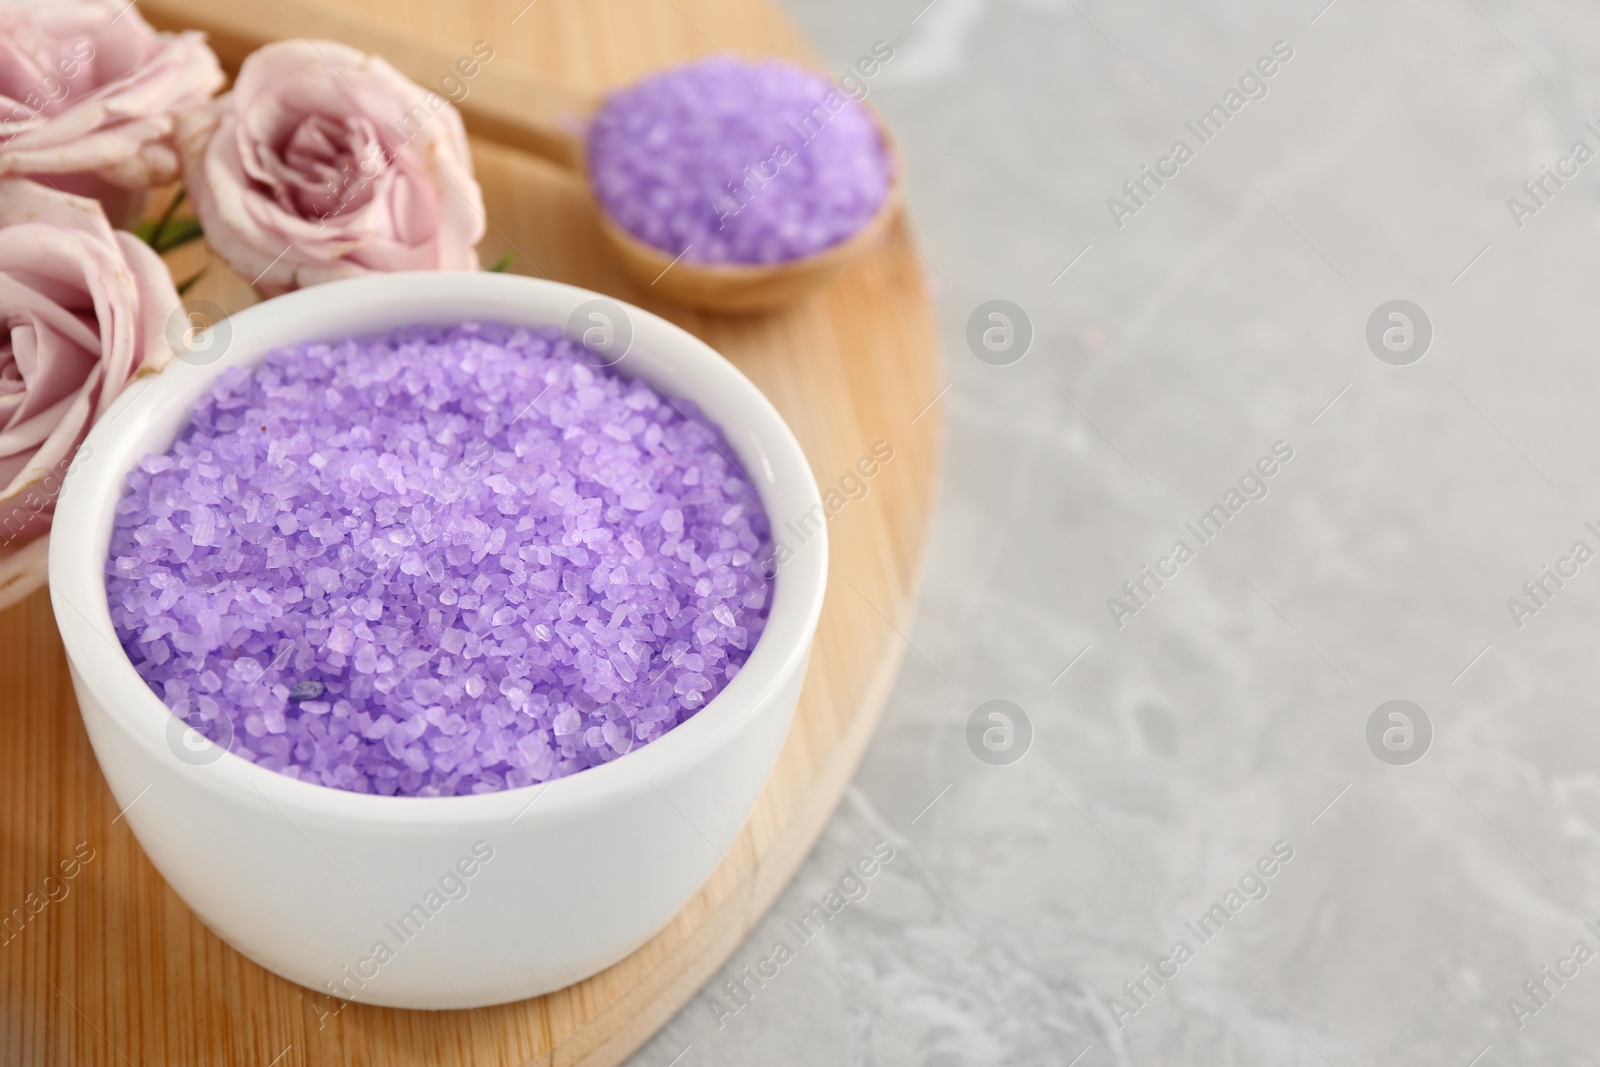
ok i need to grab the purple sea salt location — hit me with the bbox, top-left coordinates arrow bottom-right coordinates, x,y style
587,57 -> 892,265
106,322 -> 774,797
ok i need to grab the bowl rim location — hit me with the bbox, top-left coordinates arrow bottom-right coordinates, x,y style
48,271 -> 828,826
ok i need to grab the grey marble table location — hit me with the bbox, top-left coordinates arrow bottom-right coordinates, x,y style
631,1 -> 1600,1063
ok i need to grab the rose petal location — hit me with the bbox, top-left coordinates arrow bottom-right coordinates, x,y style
0,176 -> 179,547
179,38 -> 484,296
0,3 -> 223,215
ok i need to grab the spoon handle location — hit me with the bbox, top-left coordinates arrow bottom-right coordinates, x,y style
140,0 -> 596,170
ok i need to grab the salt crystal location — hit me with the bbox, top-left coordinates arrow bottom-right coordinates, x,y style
106,322 -> 772,796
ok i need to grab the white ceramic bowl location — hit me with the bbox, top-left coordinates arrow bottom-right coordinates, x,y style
49,272 -> 827,1009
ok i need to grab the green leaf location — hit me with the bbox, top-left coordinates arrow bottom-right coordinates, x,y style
131,191 -> 205,253
487,252 -> 515,273
176,268 -> 206,296
152,216 -> 204,254
145,188 -> 186,249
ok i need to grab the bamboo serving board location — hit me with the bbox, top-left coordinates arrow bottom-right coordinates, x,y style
0,1 -> 942,1064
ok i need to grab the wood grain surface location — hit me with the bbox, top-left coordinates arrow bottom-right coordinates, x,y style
0,1 -> 944,1063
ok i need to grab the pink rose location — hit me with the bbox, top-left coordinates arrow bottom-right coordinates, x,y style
0,0 -> 224,223
0,177 -> 179,548
178,39 -> 486,296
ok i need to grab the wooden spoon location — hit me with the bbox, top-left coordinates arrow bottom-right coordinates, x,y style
141,0 -> 904,314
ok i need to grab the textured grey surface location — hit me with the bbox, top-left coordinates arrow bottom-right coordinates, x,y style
630,1 -> 1600,1063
